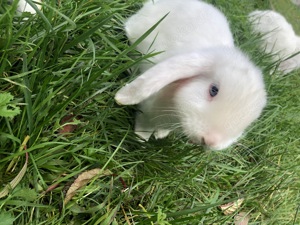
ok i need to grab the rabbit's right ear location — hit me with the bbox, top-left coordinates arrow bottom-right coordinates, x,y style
115,52 -> 214,105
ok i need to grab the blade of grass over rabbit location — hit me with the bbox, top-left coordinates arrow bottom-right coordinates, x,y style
22,0 -> 51,30
0,0 -> 299,224
249,10 -> 300,74
120,13 -> 169,57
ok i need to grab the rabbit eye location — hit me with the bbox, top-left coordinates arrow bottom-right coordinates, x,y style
209,84 -> 219,97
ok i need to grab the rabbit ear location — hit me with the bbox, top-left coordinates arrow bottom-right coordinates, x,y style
115,52 -> 213,105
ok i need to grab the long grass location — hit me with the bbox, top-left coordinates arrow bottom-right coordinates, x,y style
0,0 -> 299,224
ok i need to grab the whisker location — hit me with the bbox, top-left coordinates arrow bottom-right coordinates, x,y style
150,114 -> 179,123
138,105 -> 195,138
155,122 -> 181,131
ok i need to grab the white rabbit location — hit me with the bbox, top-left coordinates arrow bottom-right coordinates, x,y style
249,10 -> 300,74
115,0 -> 267,150
291,0 -> 300,6
17,0 -> 42,14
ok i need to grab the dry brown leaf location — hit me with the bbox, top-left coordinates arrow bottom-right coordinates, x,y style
234,212 -> 250,225
0,152 -> 29,198
64,168 -> 112,205
6,135 -> 30,172
59,114 -> 80,134
219,198 -> 244,215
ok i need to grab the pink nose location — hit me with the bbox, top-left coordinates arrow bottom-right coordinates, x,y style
203,133 -> 222,148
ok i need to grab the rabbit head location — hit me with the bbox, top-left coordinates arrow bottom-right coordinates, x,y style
115,47 -> 267,150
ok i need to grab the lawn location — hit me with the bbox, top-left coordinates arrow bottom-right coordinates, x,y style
0,0 -> 299,224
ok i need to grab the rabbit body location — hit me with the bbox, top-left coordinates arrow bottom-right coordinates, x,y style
115,0 -> 267,150
291,0 -> 300,6
249,10 -> 300,74
17,0 -> 41,14
125,0 -> 234,72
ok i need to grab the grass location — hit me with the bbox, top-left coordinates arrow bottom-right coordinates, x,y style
0,0 -> 299,224
269,0 -> 300,34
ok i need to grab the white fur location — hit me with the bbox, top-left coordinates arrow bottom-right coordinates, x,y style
249,10 -> 300,74
115,0 -> 267,150
17,0 -> 41,14
291,0 -> 300,6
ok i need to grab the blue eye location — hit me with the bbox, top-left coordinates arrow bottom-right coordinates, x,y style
209,84 -> 219,97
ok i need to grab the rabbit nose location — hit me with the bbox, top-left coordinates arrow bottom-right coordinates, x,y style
203,133 -> 222,148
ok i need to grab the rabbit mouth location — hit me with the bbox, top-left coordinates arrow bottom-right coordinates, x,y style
188,133 -> 239,150
204,135 -> 241,150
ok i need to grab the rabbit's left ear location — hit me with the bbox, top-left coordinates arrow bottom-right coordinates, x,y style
115,52 -> 213,105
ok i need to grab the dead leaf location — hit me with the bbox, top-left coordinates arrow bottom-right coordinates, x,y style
6,135 -> 30,172
59,114 -> 80,134
64,168 -> 112,205
0,152 -> 29,198
121,205 -> 132,225
234,212 -> 250,225
44,183 -> 60,194
220,198 -> 244,215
